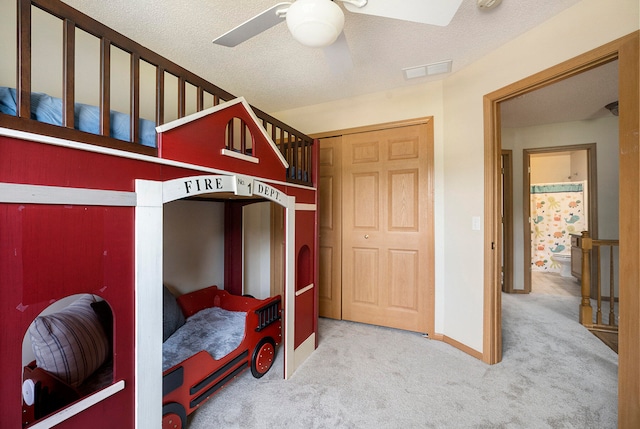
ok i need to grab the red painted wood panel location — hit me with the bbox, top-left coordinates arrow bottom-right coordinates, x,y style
0,136 -> 210,191
224,201 -> 245,296
0,203 -> 135,427
285,186 -> 316,205
158,103 -> 287,183
293,210 -> 316,348
294,290 -> 315,349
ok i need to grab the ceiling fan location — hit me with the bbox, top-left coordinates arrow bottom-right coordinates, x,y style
212,0 -> 465,49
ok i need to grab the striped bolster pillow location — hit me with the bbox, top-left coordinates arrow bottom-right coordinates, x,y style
29,294 -> 109,388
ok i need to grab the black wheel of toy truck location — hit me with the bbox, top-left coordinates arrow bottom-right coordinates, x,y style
162,402 -> 186,429
251,337 -> 276,378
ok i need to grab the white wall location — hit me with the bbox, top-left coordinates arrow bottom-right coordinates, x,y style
530,153 -> 573,184
502,116 -> 619,291
275,0 -> 638,353
571,150 -> 588,182
0,0 -> 16,88
163,200 -> 225,294
243,202 -> 272,299
163,200 -> 273,297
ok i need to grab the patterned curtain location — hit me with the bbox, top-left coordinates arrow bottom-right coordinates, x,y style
530,182 -> 587,273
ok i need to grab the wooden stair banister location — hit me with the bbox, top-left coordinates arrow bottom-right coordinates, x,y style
578,230 -> 619,331
579,230 -> 593,325
596,239 -> 619,328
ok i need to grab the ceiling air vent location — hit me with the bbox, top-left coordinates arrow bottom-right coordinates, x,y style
402,60 -> 452,80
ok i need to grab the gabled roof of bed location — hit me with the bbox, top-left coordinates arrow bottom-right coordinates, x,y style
156,97 -> 289,182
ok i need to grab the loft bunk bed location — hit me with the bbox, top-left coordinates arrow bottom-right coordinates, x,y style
0,0 -> 314,187
0,1 -> 320,428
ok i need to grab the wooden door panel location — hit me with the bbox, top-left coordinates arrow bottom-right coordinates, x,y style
389,169 -> 419,231
319,176 -> 334,229
351,141 -> 380,164
389,135 -> 420,160
388,249 -> 419,310
318,246 -> 334,300
342,124 -> 433,334
319,143 -> 335,165
352,248 -> 380,305
352,172 -> 379,229
318,137 -> 342,319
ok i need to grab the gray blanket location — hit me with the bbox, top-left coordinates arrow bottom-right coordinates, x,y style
162,307 -> 247,371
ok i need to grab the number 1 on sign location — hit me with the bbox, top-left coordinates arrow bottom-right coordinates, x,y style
235,175 -> 253,197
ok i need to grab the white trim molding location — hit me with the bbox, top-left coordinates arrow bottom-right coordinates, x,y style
295,283 -> 314,297
27,381 -> 125,429
0,183 -> 136,206
295,203 -> 316,211
221,148 -> 260,164
293,333 -> 316,373
134,179 -> 164,428
284,195 -> 296,379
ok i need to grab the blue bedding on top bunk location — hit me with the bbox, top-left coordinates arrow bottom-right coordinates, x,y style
0,86 -> 156,148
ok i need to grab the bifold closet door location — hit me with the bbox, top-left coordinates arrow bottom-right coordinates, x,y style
341,124 -> 432,333
318,136 -> 343,319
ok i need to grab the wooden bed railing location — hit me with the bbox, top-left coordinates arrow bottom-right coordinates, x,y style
578,231 -> 619,332
1,0 -> 314,186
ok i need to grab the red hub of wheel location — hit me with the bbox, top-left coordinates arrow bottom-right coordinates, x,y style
255,342 -> 275,374
163,412 -> 182,429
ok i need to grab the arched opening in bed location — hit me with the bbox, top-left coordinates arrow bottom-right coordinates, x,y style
137,172 -> 308,427
21,294 -> 115,426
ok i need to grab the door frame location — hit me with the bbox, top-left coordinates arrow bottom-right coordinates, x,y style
501,150 -> 514,293
523,144 -> 598,294
483,31 -> 639,424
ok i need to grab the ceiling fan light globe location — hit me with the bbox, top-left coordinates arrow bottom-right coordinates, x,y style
286,0 -> 345,47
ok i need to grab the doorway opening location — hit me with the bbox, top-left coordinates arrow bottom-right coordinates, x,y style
524,145 -> 599,295
483,33 -> 638,368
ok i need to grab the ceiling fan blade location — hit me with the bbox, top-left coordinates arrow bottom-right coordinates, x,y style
323,31 -> 353,74
213,2 -> 292,47
343,0 -> 464,26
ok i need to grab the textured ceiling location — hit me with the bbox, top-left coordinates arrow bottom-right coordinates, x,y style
501,60 -> 619,128
60,0 -> 586,114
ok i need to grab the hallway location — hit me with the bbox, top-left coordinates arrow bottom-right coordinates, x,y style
531,271 -> 581,297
